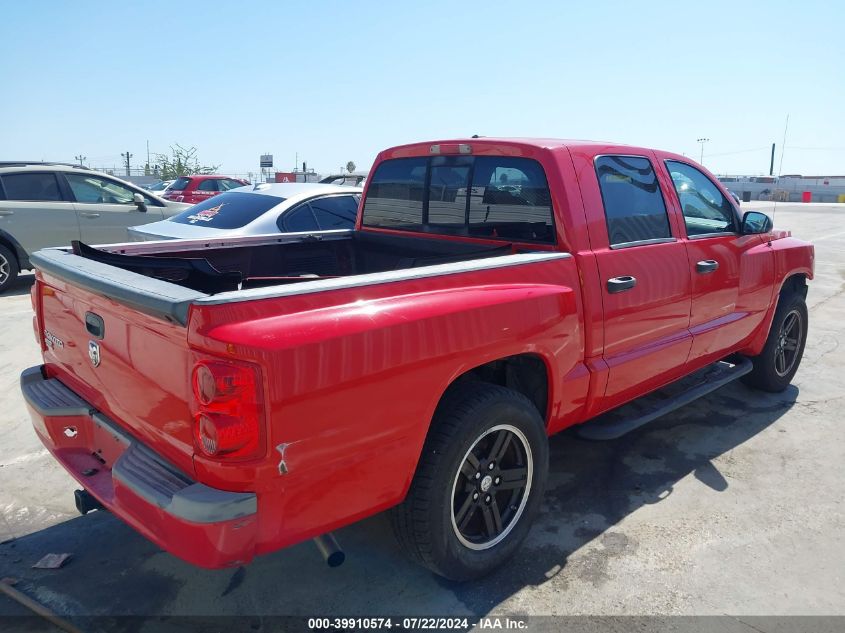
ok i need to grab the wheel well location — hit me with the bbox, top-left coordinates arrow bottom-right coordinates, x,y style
780,273 -> 808,299
447,354 -> 549,423
0,233 -> 26,270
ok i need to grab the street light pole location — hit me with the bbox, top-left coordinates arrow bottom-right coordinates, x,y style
121,151 -> 133,177
696,138 -> 709,165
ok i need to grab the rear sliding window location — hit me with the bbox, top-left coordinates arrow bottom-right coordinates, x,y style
362,156 -> 555,243
169,192 -> 285,229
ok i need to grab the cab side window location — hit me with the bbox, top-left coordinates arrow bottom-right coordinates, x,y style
595,156 -> 672,247
196,179 -> 218,192
666,161 -> 737,236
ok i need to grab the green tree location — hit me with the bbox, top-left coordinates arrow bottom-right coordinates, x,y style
155,144 -> 220,180
346,161 -> 356,174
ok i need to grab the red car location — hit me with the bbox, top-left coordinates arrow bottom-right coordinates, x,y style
162,175 -> 248,204
22,138 -> 813,580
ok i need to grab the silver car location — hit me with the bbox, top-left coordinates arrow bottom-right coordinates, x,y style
128,183 -> 362,241
0,162 -> 190,292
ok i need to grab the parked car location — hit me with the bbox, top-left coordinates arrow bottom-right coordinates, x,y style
21,138 -> 813,580
129,183 -> 362,241
318,173 -> 367,187
0,162 -> 190,292
161,175 -> 249,205
145,179 -> 175,195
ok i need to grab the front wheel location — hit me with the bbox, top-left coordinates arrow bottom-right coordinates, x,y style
742,291 -> 808,392
391,382 -> 548,581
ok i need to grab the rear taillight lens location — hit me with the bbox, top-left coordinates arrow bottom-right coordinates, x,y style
191,358 -> 265,460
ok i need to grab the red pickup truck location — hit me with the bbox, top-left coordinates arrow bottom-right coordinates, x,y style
21,138 -> 814,580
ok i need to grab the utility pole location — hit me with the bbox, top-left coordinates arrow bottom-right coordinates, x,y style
696,138 -> 709,165
74,155 -> 86,167
121,151 -> 133,177
769,143 -> 776,176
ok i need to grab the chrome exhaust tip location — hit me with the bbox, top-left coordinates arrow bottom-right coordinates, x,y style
313,533 -> 345,567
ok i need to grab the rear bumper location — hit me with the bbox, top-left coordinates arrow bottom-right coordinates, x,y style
20,365 -> 258,568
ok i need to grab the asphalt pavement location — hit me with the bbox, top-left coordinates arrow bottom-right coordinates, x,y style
1,203 -> 843,627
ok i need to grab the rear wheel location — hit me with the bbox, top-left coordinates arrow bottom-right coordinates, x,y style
0,244 -> 19,294
391,382 -> 548,581
742,290 -> 808,392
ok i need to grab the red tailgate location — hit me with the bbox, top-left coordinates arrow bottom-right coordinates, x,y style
36,274 -> 196,475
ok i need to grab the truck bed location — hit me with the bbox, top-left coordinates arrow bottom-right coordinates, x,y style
31,230 -> 562,325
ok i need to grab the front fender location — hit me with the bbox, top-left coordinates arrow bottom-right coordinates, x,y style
739,237 -> 814,356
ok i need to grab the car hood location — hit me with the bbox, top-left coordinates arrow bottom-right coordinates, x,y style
127,220 -> 239,241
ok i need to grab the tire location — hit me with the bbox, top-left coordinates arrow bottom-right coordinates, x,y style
391,382 -> 549,581
0,244 -> 19,294
742,290 -> 808,392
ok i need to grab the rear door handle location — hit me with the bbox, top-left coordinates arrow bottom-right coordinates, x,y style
696,259 -> 719,274
607,275 -> 637,293
79,212 -> 101,218
0,209 -> 14,216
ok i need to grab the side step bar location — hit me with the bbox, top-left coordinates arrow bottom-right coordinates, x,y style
577,357 -> 753,441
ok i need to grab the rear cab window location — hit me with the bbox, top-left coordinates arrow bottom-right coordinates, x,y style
169,192 -> 285,229
594,155 -> 672,247
362,156 -> 555,244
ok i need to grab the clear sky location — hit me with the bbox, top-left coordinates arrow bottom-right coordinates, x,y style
1,0 -> 843,177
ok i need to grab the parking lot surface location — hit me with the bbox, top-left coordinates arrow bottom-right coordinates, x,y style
1,203 -> 843,622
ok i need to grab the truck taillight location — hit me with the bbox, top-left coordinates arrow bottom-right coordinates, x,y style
191,358 -> 265,460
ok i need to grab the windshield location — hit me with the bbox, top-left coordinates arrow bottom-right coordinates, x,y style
169,192 -> 286,229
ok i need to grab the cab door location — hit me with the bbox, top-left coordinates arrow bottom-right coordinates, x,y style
660,158 -> 774,362
577,152 -> 692,411
63,173 -> 165,245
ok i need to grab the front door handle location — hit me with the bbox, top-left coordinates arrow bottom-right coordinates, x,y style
607,275 -> 637,293
79,212 -> 101,218
0,209 -> 14,216
696,259 -> 719,274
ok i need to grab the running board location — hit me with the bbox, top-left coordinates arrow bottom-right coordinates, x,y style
576,357 -> 753,441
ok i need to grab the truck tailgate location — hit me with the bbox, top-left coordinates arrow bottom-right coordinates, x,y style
36,272 -> 196,475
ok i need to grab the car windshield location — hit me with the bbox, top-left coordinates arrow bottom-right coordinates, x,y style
169,192 -> 285,229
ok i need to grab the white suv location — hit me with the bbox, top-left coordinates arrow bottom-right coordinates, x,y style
0,163 -> 190,292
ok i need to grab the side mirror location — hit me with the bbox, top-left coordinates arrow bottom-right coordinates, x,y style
133,192 -> 148,213
741,211 -> 772,235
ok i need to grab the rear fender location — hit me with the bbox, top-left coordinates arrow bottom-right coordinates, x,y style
189,278 -> 584,551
